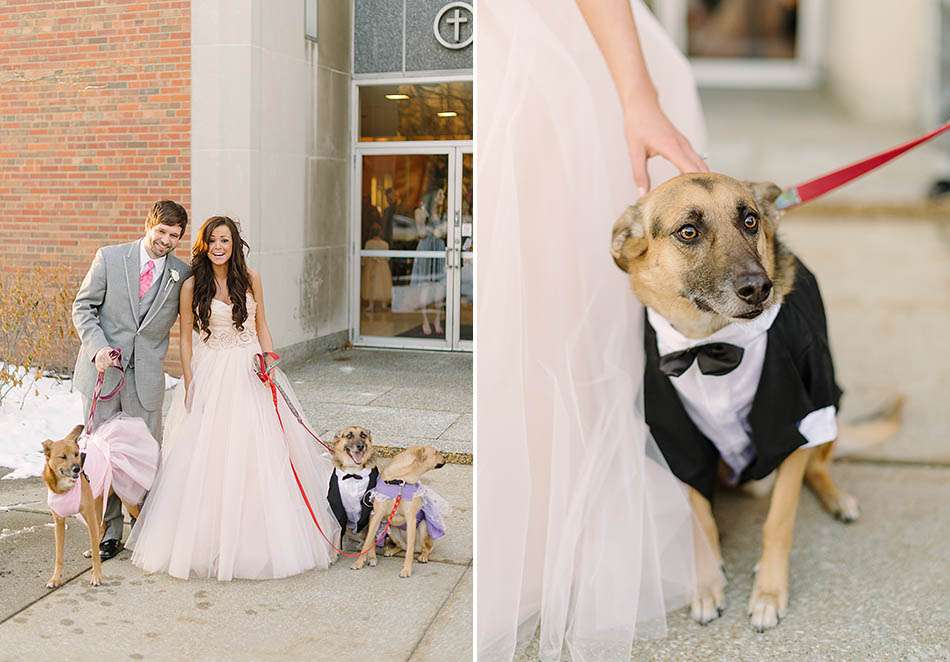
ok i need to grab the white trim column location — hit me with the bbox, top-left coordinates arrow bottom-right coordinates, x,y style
191,0 -> 352,350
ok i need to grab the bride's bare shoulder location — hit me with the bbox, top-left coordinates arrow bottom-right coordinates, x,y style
246,269 -> 264,301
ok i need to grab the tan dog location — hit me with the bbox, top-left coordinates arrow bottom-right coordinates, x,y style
351,445 -> 446,578
42,424 -> 142,588
611,173 -> 900,631
327,426 -> 378,549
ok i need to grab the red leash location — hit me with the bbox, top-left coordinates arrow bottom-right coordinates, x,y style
253,352 -> 333,452
253,352 -> 401,559
775,120 -> 950,209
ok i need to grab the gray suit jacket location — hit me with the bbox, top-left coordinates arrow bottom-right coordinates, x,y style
72,240 -> 191,412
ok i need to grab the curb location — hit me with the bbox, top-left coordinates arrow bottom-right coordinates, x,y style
374,446 -> 473,466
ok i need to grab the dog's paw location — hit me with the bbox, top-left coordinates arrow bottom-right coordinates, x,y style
46,577 -> 62,589
748,587 -> 787,632
368,558 -> 377,567
690,584 -> 725,625
89,573 -> 102,587
418,555 -> 429,564
350,560 -> 365,571
833,492 -> 860,523
399,566 -> 412,578
383,547 -> 398,557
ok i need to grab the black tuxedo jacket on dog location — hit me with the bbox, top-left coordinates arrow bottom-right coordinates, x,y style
327,466 -> 379,543
644,259 -> 842,502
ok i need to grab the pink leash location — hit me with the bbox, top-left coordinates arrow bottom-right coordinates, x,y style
84,349 -> 126,435
775,120 -> 950,209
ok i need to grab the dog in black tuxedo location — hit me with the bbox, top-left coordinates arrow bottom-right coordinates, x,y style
611,174 -> 901,631
326,426 -> 378,550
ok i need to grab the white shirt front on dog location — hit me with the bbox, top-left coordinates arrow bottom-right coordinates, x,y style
334,467 -> 373,531
647,305 -> 837,483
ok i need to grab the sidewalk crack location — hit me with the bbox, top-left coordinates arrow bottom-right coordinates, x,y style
0,565 -> 92,627
406,561 -> 471,661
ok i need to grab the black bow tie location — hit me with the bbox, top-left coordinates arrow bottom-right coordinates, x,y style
658,342 -> 744,377
341,473 -> 366,481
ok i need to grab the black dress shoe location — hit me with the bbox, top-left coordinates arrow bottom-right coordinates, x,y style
98,539 -> 124,560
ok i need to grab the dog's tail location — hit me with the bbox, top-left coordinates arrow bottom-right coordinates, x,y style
833,394 -> 905,458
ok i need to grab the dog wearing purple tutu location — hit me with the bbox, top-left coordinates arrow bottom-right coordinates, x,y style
351,445 -> 447,578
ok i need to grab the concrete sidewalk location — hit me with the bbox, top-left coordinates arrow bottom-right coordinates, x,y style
702,89 -> 947,211
283,348 -> 472,458
515,463 -> 950,661
0,348 -> 473,661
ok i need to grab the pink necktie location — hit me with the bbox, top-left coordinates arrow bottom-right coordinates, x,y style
139,260 -> 155,299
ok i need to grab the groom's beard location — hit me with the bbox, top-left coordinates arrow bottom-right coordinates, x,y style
153,241 -> 172,256
148,238 -> 177,258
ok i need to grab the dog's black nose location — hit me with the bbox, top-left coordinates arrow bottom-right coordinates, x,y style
71,464 -> 81,475
355,442 -> 365,452
734,272 -> 772,305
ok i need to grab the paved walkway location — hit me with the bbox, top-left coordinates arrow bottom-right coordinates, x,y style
284,348 -> 473,458
702,89 -> 947,210
515,463 -> 950,661
0,348 -> 473,661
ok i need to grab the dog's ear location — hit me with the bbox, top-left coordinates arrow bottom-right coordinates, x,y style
66,425 -> 84,443
611,204 -> 647,272
42,440 -> 53,457
745,181 -> 783,221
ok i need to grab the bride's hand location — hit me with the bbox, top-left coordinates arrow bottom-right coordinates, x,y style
184,380 -> 193,412
623,96 -> 708,196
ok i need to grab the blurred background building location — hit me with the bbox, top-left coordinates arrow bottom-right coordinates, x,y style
0,0 -> 474,373
644,0 -> 948,205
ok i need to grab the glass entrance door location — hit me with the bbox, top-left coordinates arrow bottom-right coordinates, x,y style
354,148 -> 471,350
454,150 -> 473,350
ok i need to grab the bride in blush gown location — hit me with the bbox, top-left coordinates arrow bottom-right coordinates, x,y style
477,1 -> 724,660
126,216 -> 339,581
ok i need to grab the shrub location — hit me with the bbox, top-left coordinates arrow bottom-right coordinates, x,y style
0,268 -> 77,408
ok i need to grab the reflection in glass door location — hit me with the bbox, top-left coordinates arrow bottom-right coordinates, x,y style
355,149 -> 471,350
358,153 -> 450,345
455,151 -> 473,348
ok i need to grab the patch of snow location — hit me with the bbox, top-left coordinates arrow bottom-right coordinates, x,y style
0,374 -> 84,480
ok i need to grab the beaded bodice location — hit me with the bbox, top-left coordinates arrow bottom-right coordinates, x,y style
203,295 -> 258,350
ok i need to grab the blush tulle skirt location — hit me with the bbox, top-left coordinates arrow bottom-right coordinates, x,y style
476,1 -> 724,660
126,338 -> 339,581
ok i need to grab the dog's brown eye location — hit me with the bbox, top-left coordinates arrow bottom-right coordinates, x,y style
346,432 -> 353,439
743,214 -> 758,231
676,225 -> 699,242
360,431 -> 367,438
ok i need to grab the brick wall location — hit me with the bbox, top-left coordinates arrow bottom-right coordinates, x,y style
0,0 -> 191,375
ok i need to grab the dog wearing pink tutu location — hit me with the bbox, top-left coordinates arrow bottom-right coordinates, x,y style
43,415 -> 159,588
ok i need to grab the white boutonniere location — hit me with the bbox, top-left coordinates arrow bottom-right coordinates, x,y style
170,269 -> 180,283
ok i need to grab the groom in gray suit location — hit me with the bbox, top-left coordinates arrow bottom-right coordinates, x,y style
72,200 -> 192,559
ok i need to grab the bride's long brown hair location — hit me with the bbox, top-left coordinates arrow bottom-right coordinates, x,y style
191,216 -> 252,339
